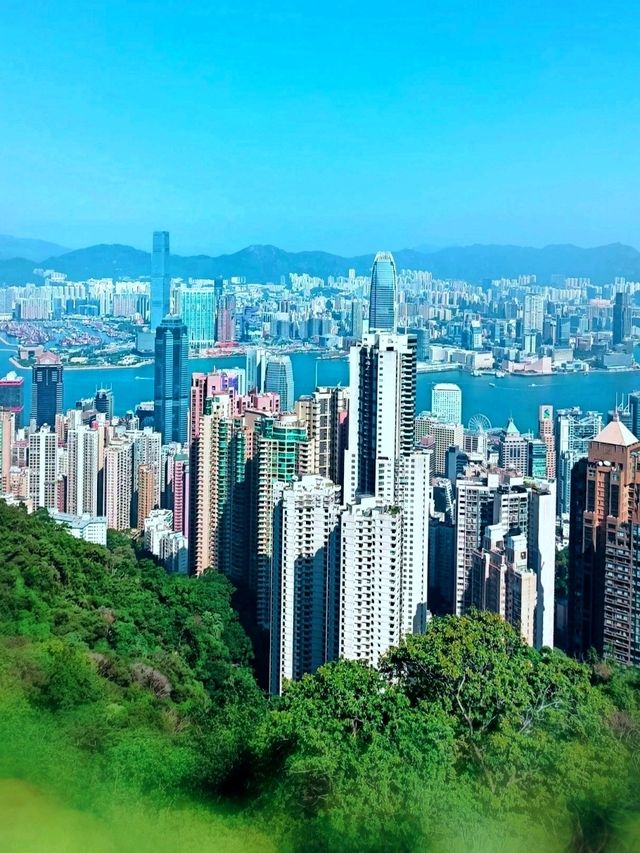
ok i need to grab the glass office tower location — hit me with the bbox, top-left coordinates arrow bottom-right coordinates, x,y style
369,251 -> 397,332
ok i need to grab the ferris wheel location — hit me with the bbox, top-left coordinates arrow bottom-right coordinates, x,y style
468,413 -> 492,433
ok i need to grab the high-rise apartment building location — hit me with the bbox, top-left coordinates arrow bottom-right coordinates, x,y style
344,331 -> 416,503
31,352 -> 63,428
569,417 -> 640,664
464,476 -> 555,648
471,526 -> 537,645
67,424 -> 99,517
368,251 -> 397,332
264,356 -> 294,412
431,383 -> 462,425
164,449 -> 190,538
339,496 -> 403,666
154,316 -> 189,444
528,480 -> 556,648
295,386 -> 349,486
28,427 -> 59,510
0,371 -> 24,429
137,464 -> 157,529
253,415 -> 311,628
0,410 -> 13,493
523,294 -> 544,335
395,451 -> 432,634
150,230 -> 170,329
269,475 -> 341,694
190,394 -> 247,579
105,438 -> 133,531
454,472 -> 500,615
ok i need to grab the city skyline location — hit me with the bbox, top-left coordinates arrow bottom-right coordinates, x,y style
2,2 -> 640,254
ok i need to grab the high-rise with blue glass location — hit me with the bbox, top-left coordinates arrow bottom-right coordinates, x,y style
264,355 -> 294,412
154,316 -> 189,444
369,251 -> 397,332
150,231 -> 171,329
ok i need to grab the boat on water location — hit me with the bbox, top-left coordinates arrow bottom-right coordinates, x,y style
495,370 -> 506,378
489,382 -> 496,387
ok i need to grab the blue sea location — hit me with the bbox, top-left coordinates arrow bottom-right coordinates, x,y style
3,348 -> 639,434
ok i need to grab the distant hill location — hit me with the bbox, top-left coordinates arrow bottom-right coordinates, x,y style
1,240 -> 639,285
0,234 -> 69,262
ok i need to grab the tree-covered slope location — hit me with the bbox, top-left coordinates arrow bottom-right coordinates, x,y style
1,503 -> 640,851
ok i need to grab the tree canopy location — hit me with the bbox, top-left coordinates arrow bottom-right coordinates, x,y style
0,503 -> 639,851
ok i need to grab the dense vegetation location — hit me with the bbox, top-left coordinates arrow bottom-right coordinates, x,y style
1,502 -> 639,851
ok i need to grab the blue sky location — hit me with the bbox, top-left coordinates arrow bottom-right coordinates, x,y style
1,0 -> 639,255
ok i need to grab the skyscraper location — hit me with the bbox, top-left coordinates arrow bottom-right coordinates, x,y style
498,418 -> 529,475
150,231 -> 170,329
538,404 -> 556,478
368,251 -> 397,333
190,393 -> 247,579
28,427 -> 59,510
295,386 -> 349,485
31,352 -> 63,428
629,391 -> 640,438
454,472 -> 500,615
0,371 -> 24,429
137,464 -> 157,529
569,416 -> 640,664
175,286 -> 217,351
0,410 -> 13,493
351,301 -> 364,340
216,294 -> 236,343
246,347 -> 267,394
344,330 -> 416,503
613,291 -> 632,345
431,383 -> 462,425
269,475 -> 341,694
253,415 -> 311,628
105,438 -> 133,531
67,425 -> 99,516
556,408 -> 603,517
523,294 -> 544,336
264,356 -> 294,412
339,496 -> 403,666
154,316 -> 189,444
94,388 -> 114,420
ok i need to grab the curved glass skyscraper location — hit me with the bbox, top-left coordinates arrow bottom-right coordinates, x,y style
369,251 -> 397,332
265,355 -> 294,412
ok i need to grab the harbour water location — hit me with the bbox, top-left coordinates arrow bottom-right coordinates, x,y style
4,347 -> 640,433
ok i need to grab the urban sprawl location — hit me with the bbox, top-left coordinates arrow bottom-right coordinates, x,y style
1,232 -> 640,688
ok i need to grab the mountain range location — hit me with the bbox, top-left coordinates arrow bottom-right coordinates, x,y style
0,234 -> 69,262
1,238 -> 640,285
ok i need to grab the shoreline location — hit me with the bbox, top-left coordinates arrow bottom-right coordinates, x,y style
9,356 -> 154,373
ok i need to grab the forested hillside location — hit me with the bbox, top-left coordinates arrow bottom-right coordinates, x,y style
0,503 -> 639,851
